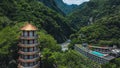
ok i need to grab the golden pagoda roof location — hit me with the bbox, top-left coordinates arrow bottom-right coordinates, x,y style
20,23 -> 38,31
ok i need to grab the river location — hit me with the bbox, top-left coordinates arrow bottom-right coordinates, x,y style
60,39 -> 71,51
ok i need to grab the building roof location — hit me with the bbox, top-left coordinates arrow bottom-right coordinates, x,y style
20,23 -> 38,31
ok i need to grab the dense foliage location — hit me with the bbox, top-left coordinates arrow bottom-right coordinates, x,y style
0,0 -> 120,68
0,22 -> 25,68
0,26 -> 18,68
68,0 -> 120,68
69,0 -> 120,47
42,50 -> 100,68
0,0 -> 73,43
39,0 -> 78,15
68,0 -> 120,30
39,0 -> 65,15
76,14 -> 120,47
0,22 -> 61,68
0,22 -> 100,68
0,0 -> 71,67
102,58 -> 120,68
54,0 -> 78,15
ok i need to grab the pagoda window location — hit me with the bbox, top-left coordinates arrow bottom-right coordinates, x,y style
35,54 -> 37,57
37,55 -> 39,57
34,31 -> 37,37
32,62 -> 34,66
33,47 -> 34,51
24,31 -> 27,37
30,48 -> 33,52
30,62 -> 33,66
33,54 -> 35,58
35,61 -> 37,65
25,56 -> 27,59
34,47 -> 36,51
35,40 -> 38,43
24,40 -> 27,44
34,61 -> 36,64
30,55 -> 33,59
30,31 -> 33,37
34,40 -> 36,43
30,40 -> 33,44
24,48 -> 27,52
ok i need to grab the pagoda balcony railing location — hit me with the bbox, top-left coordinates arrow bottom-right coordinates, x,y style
18,43 -> 39,48
18,63 -> 39,68
18,50 -> 39,55
18,57 -> 39,63
21,49 -> 40,52
20,35 -> 38,40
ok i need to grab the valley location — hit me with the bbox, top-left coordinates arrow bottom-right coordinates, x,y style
0,0 -> 120,68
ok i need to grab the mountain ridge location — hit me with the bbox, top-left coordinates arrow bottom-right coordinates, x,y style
69,0 -> 120,50
39,0 -> 65,15
0,0 -> 73,43
54,0 -> 78,14
39,0 -> 78,15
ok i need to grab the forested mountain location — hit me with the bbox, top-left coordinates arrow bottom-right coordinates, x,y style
68,0 -> 120,30
54,0 -> 78,14
0,0 -> 120,68
69,1 -> 120,67
0,0 -> 100,68
0,0 -> 73,43
39,0 -> 78,15
39,0 -> 65,15
69,0 -> 120,43
0,0 -> 74,67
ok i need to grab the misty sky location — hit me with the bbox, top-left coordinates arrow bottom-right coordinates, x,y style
63,0 -> 89,5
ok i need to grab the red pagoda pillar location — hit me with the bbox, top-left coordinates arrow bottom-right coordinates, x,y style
18,23 -> 40,68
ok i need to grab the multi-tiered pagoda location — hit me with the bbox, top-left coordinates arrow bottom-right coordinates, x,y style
18,23 -> 40,68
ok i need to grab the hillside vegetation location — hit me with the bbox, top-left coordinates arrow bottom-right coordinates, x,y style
39,0 -> 78,15
69,0 -> 120,46
0,0 -> 73,43
68,0 -> 120,68
0,0 -> 120,68
54,0 -> 78,14
39,0 -> 65,15
68,0 -> 120,30
0,0 -> 98,68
